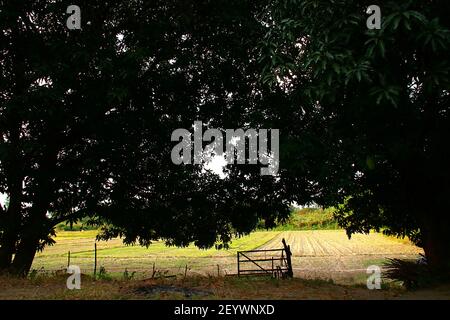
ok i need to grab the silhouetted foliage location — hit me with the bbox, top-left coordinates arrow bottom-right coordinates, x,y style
0,0 -> 290,276
261,0 -> 450,272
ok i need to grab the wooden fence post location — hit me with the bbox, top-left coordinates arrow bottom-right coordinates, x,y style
237,252 -> 240,277
67,250 -> 71,268
272,258 -> 275,277
93,242 -> 97,277
282,238 -> 293,278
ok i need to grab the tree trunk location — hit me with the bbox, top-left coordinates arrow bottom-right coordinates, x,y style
8,211 -> 48,277
0,233 -> 16,270
422,215 -> 450,274
9,236 -> 40,277
0,188 -> 23,273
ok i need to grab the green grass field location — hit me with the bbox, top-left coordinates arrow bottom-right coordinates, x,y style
32,208 -> 422,284
3,227 -> 445,300
35,208 -> 335,276
264,207 -> 339,231
32,230 -> 280,276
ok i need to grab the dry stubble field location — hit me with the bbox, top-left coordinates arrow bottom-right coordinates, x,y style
259,230 -> 423,283
28,229 -> 423,285
2,229 -> 446,300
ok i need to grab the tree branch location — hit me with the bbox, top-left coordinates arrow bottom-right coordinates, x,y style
49,207 -> 100,226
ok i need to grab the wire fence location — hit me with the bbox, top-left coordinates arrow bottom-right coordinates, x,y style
32,247 -> 241,279
29,229 -> 423,287
31,243 -> 421,285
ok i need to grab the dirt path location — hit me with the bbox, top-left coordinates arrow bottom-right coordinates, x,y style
1,274 -> 448,300
257,230 -> 423,284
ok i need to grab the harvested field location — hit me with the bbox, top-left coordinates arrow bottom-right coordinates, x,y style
258,230 -> 423,283
31,231 -> 280,277
29,230 -> 423,285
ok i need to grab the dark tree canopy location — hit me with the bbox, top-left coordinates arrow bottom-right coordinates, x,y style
0,0 -> 290,276
261,0 -> 450,271
1,0 -> 450,277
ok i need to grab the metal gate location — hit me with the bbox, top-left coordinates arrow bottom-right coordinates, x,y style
237,238 -> 293,278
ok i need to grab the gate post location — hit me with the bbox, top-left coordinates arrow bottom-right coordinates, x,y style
282,238 -> 293,278
237,252 -> 240,277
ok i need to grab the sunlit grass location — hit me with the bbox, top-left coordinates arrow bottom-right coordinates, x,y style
32,231 -> 280,272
